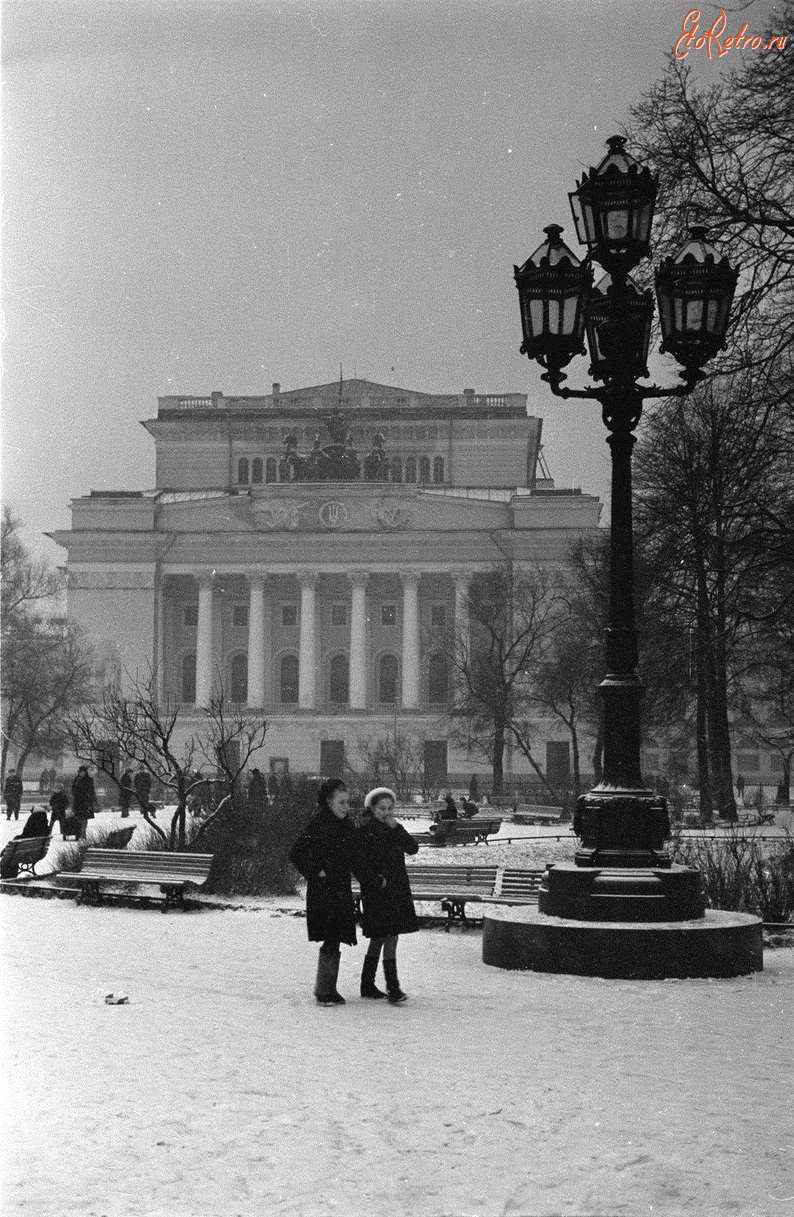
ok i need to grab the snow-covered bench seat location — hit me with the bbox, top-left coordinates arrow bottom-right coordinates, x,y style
513,804 -> 564,824
57,848 -> 214,912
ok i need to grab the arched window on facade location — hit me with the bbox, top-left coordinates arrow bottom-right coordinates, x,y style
329,654 -> 349,705
378,654 -> 398,704
433,456 -> 444,483
404,457 -> 417,483
181,654 -> 196,703
251,458 -> 263,484
265,457 -> 278,483
230,653 -> 248,704
237,458 -> 250,485
428,652 -> 448,704
390,457 -> 403,483
280,654 -> 299,703
419,456 -> 431,484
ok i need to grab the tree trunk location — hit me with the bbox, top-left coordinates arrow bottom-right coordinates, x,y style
711,559 -> 737,820
492,724 -> 505,795
571,725 -> 581,798
695,596 -> 713,823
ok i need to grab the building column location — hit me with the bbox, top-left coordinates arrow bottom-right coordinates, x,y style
349,572 -> 368,710
195,573 -> 215,709
247,574 -> 266,708
453,573 -> 471,664
155,575 -> 166,704
298,572 -> 318,710
401,572 -> 420,709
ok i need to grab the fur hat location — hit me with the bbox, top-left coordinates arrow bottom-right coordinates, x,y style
364,786 -> 397,810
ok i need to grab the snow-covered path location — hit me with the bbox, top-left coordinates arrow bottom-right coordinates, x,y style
1,897 -> 792,1217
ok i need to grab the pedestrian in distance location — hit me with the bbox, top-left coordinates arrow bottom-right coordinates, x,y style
71,766 -> 98,839
48,785 -> 70,834
356,786 -> 419,1004
134,767 -> 154,817
247,767 -> 268,814
118,768 -> 135,818
289,778 -> 370,1007
4,769 -> 24,820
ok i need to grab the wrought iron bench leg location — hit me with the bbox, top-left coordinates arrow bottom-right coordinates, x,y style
161,885 -> 186,913
77,880 -> 102,906
441,898 -> 468,931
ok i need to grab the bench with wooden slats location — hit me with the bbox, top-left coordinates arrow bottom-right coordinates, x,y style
490,867 -> 546,903
0,835 -> 51,879
412,817 -> 503,847
513,804 -> 564,824
57,848 -> 214,912
354,863 -> 546,930
408,863 -> 501,929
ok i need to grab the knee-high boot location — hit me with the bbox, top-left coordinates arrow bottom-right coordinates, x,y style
383,958 -> 407,1004
314,950 -> 345,1006
360,954 -> 387,999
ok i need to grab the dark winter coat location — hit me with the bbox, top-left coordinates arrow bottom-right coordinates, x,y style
134,770 -> 152,804
289,806 -> 365,946
119,771 -> 135,810
356,816 -> 419,939
4,773 -> 23,809
71,773 -> 97,818
21,809 -> 50,838
49,790 -> 69,818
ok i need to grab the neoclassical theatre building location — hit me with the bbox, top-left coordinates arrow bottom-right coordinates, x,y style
53,378 -> 601,787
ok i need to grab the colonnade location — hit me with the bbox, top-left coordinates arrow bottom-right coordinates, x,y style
183,570 -> 471,710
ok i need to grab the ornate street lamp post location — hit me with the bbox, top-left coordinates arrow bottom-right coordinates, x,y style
514,137 -> 738,925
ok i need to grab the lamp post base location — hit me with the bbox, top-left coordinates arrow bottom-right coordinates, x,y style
482,907 -> 763,979
538,861 -> 706,921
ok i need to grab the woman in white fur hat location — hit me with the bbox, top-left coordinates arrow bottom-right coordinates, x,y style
356,787 -> 419,1003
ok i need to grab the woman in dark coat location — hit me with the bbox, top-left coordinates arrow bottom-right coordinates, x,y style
289,778 -> 366,1006
71,766 -> 98,838
356,786 -> 419,1004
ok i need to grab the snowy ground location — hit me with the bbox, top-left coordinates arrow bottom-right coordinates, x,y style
2,891 -> 793,1217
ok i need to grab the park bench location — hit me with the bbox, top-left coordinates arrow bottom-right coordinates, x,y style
737,808 -> 776,827
0,835 -> 51,880
513,804 -> 564,825
489,867 -> 546,904
353,863 -> 545,929
57,848 -> 214,912
413,817 -> 503,847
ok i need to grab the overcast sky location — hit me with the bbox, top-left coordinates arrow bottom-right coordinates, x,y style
2,0 -> 783,561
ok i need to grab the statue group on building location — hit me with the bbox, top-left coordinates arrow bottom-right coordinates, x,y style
279,407 -> 389,483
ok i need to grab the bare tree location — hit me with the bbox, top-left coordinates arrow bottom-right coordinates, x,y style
349,732 -> 425,803
1,506 -> 95,781
65,670 -> 267,849
445,564 -> 563,796
635,370 -> 793,819
626,27 -> 794,378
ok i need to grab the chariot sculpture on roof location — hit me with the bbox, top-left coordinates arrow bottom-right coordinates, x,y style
278,377 -> 388,483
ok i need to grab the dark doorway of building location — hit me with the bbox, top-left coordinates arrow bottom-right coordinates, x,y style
546,740 -> 571,790
424,740 -> 448,790
320,740 -> 345,778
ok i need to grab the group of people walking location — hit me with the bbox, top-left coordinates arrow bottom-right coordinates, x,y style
289,780 -> 419,1007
